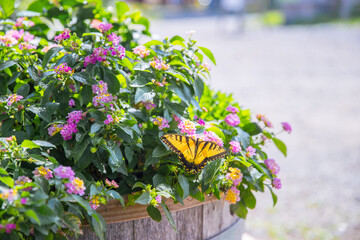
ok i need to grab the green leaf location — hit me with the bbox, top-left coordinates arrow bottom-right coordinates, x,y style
28,66 -> 40,82
0,175 -> 14,187
144,40 -> 163,47
242,122 -> 262,136
116,1 -> 130,20
31,140 -> 55,148
273,138 -> 287,157
153,174 -> 166,188
152,144 -> 171,158
21,139 -> 40,149
206,127 -> 225,141
0,60 -> 16,71
178,174 -> 189,199
0,0 -> 15,18
198,46 -> 216,65
165,68 -> 189,83
107,190 -> 125,206
135,86 -> 155,104
134,191 -> 151,205
242,188 -> 256,209
42,47 -> 62,68
72,72 -> 97,85
90,123 -> 103,134
102,67 -> 120,94
133,182 -> 147,189
230,201 -> 248,219
121,58 -> 133,71
147,205 -> 162,222
203,159 -> 224,184
17,83 -> 30,97
25,210 -> 41,225
160,203 -> 177,231
33,205 -> 58,225
267,185 -> 278,206
124,146 -> 134,164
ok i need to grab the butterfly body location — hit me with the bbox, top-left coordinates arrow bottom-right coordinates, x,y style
161,134 -> 227,172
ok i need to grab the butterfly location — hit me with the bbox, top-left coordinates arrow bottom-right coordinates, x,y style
160,134 -> 227,172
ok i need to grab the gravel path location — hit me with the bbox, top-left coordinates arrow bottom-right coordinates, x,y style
150,17 -> 360,240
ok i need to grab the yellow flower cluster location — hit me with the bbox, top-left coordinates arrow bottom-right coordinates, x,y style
224,187 -> 240,204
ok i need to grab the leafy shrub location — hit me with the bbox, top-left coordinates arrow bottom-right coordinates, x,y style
0,0 -> 291,239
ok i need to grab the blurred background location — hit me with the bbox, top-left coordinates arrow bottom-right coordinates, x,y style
122,0 -> 360,239
14,0 -> 360,239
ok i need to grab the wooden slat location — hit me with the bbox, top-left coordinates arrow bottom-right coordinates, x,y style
202,200 -> 224,239
176,204 -> 203,240
96,195 -> 218,224
134,214 -> 177,240
77,221 -> 134,240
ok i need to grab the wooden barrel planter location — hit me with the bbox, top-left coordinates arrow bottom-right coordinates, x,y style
78,196 -> 244,240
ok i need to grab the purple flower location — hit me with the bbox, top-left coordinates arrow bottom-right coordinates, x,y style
55,63 -> 72,75
20,198 -> 27,204
69,99 -> 75,107
178,120 -> 196,135
109,45 -> 125,59
99,22 -> 113,33
281,122 -> 292,134
6,94 -> 23,106
67,111 -> 83,124
65,177 -> 85,196
54,29 -> 70,43
60,123 -> 78,140
33,166 -> 53,180
264,159 -> 280,175
152,117 -> 170,130
54,165 -> 75,179
202,131 -> 224,147
143,101 -> 156,110
132,46 -> 150,58
245,146 -> 256,157
104,114 -> 113,125
225,114 -> 240,127
84,47 -> 109,67
92,81 -> 108,95
273,178 -> 282,189
226,105 -> 239,114
5,223 -> 16,234
108,33 -> 121,46
229,141 -> 241,154
155,195 -> 161,204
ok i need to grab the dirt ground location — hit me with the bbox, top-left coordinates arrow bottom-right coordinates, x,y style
151,16 -> 360,240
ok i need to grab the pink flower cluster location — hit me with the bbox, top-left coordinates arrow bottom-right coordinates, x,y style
84,47 -> 108,67
19,42 -> 36,50
132,46 -> 150,58
69,99 -> 75,107
155,195 -> 161,204
54,165 -> 75,179
48,124 -> 64,137
54,29 -> 70,43
229,141 -> 241,154
92,81 -> 115,107
264,159 -> 280,175
245,146 -> 256,157
65,177 -> 85,196
173,114 -> 181,123
281,122 -> 292,134
0,189 -> 18,203
143,101 -> 156,110
178,120 -> 196,135
226,167 -> 243,186
109,45 -> 125,58
15,176 -> 32,191
6,94 -> 23,106
225,113 -> 240,127
104,114 -> 114,125
153,117 -> 170,130
32,166 -> 53,180
108,33 -> 121,46
60,111 -> 83,140
194,116 -> 205,126
273,178 -> 282,189
55,63 -> 72,75
256,114 -> 273,128
226,105 -> 239,114
192,131 -> 224,147
105,179 -> 119,188
15,17 -> 35,28
0,29 -> 34,47
99,22 -> 113,33
151,78 -> 168,87
0,223 -> 16,234
201,62 -> 211,71
150,58 -> 169,70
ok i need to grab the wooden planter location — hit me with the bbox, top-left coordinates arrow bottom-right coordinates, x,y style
78,196 -> 244,240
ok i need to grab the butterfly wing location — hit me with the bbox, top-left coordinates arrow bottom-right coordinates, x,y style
161,134 -> 197,170
161,134 -> 228,172
192,141 -> 227,171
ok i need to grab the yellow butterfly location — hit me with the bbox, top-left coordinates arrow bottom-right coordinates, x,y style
160,134 -> 227,172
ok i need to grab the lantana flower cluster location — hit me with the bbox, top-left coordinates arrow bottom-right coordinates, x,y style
55,63 -> 73,75
54,29 -> 70,43
0,29 -> 34,47
229,141 -> 241,154
132,46 -> 150,58
178,120 -> 196,135
150,58 -> 170,71
6,94 -> 23,106
92,81 -> 116,107
256,114 -> 273,128
225,186 -> 240,204
152,117 -> 170,130
60,111 -> 84,140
